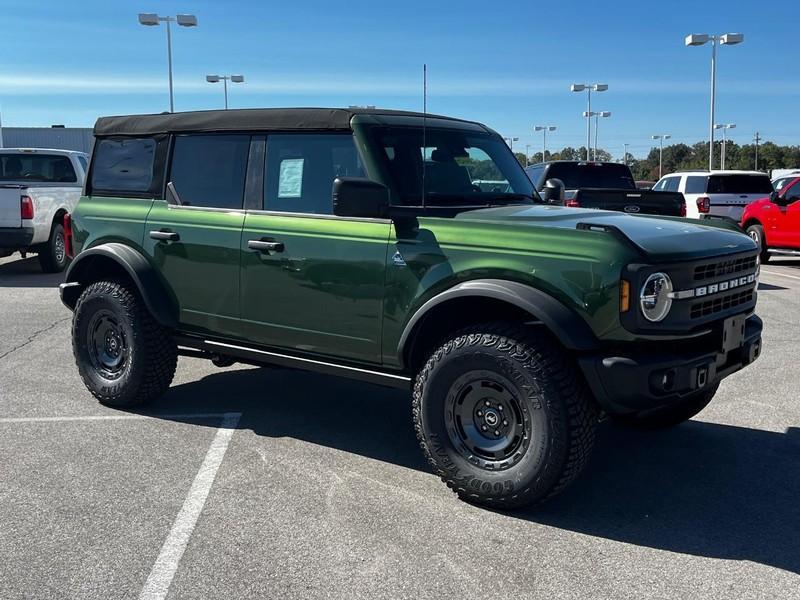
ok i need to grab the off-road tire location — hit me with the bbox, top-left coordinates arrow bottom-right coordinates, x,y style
72,280 -> 177,407
611,383 -> 720,430
412,323 -> 597,509
745,223 -> 770,264
38,222 -> 68,273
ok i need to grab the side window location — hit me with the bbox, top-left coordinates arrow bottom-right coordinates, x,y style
525,164 -> 545,188
664,177 -> 681,192
264,134 -> 365,214
77,155 -> 88,174
169,134 -> 250,209
91,138 -> 156,194
652,178 -> 666,191
684,176 -> 707,194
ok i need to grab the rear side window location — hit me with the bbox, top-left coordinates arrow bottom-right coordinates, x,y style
0,153 -> 77,183
91,138 -> 155,193
77,155 -> 88,174
264,134 -> 365,214
684,176 -> 707,194
169,134 -> 250,209
661,177 -> 680,192
707,174 -> 773,194
543,163 -> 635,189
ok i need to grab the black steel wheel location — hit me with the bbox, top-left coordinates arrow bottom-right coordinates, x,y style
413,323 -> 597,509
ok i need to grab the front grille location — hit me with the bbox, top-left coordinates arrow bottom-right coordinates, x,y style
694,256 -> 757,281
690,289 -> 754,319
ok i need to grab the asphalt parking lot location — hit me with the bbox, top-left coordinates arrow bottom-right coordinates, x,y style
1,253 -> 798,600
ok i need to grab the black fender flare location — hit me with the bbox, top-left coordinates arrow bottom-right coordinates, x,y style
60,243 -> 177,328
397,279 -> 599,365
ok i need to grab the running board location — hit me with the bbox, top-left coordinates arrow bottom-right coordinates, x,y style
768,248 -> 800,256
175,335 -> 412,389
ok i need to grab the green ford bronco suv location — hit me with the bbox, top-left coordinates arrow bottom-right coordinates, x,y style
60,108 -> 763,508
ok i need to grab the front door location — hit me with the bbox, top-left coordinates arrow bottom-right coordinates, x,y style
143,133 -> 251,337
239,133 -> 390,364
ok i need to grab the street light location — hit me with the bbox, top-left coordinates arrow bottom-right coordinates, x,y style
206,74 -> 245,109
504,137 -> 519,152
571,83 -> 608,160
525,144 -> 530,167
651,134 -> 672,178
685,32 -> 744,171
713,123 -> 736,170
534,125 -> 556,163
587,111 -> 610,160
138,13 -> 198,112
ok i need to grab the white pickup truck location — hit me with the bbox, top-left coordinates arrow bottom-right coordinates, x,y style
0,148 -> 88,272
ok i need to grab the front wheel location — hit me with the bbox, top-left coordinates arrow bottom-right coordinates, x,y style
38,222 -> 68,273
72,280 -> 177,407
412,324 -> 597,509
746,224 -> 770,264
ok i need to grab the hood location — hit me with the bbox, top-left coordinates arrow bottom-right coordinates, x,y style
455,204 -> 756,262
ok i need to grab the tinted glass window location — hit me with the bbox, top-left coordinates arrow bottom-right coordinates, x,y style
77,155 -> 88,173
0,153 -> 77,183
524,164 -> 545,187
92,138 -> 155,192
652,178 -> 666,191
684,176 -> 707,194
264,134 -> 364,214
542,163 -> 635,190
659,177 -> 680,192
784,179 -> 800,199
170,134 -> 250,209
707,174 -> 773,194
773,177 -> 797,192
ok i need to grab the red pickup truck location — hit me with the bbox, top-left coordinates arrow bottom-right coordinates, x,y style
742,176 -> 800,262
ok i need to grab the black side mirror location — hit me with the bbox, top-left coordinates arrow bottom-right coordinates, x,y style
332,177 -> 390,218
542,178 -> 565,204
769,191 -> 779,203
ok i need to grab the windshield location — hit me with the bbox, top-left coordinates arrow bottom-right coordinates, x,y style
0,153 -> 77,183
368,126 -> 537,206
707,174 -> 773,194
544,162 -> 635,190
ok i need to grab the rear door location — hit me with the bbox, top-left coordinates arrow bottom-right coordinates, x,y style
707,174 -> 774,221
772,178 -> 800,248
143,134 -> 250,338
681,175 -> 707,218
239,132 -> 390,364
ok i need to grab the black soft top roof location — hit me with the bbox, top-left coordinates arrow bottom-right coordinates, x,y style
93,107 -> 480,136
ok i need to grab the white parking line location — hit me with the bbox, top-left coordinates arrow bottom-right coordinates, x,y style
0,413 -> 233,424
761,269 -> 800,282
139,411 -> 242,600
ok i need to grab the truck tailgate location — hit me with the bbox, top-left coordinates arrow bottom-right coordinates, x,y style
572,188 -> 686,216
0,185 -> 24,228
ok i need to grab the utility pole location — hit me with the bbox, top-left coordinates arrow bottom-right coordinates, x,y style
623,143 -> 628,166
753,131 -> 761,170
525,144 -> 530,167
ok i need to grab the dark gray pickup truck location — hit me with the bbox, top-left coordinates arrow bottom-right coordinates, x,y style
525,161 -> 686,216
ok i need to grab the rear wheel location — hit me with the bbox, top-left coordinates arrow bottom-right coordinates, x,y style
38,222 -> 68,273
611,383 -> 719,430
412,323 -> 597,509
746,223 -> 770,264
72,280 -> 177,407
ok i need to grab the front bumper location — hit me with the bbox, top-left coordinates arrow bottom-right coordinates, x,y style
579,314 -> 762,415
0,226 -> 34,250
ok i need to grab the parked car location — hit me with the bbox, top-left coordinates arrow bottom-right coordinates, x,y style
653,170 -> 774,222
525,161 -> 685,216
0,148 -> 88,272
741,176 -> 800,262
60,108 -> 762,509
772,172 -> 800,195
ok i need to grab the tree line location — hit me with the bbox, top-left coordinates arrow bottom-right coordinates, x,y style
514,140 -> 800,181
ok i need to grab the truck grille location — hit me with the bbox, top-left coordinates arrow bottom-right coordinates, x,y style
690,289 -> 754,319
694,256 -> 758,281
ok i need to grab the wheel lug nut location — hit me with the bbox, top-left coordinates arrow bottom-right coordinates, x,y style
498,405 -> 504,411
484,401 -> 491,407
503,420 -> 508,426
481,425 -> 488,432
494,430 -> 500,436
477,410 -> 483,417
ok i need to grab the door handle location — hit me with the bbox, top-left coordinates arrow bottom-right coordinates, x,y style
150,230 -> 180,242
248,239 -> 285,253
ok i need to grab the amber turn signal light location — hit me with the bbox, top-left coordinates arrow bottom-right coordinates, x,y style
620,280 -> 631,312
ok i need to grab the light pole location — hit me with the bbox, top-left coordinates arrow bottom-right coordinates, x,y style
713,123 -> 735,170
571,83 -> 608,160
138,13 -> 198,113
504,137 -> 519,153
525,144 -> 530,167
623,143 -> 629,166
589,111 -> 610,160
685,33 -> 744,171
651,134 -> 671,178
534,125 -> 556,163
206,74 -> 245,109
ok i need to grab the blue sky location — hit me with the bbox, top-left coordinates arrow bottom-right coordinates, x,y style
1,0 -> 797,158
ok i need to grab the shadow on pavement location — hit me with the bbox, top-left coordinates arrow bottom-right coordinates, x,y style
140,366 -> 800,575
0,256 -> 65,288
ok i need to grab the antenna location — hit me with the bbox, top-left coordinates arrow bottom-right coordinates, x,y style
422,63 -> 427,209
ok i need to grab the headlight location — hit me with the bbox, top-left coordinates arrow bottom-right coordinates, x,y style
640,272 -> 673,322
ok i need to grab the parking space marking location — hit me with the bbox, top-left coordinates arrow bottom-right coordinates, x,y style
0,413 -> 234,424
139,411 -> 242,600
761,269 -> 800,282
